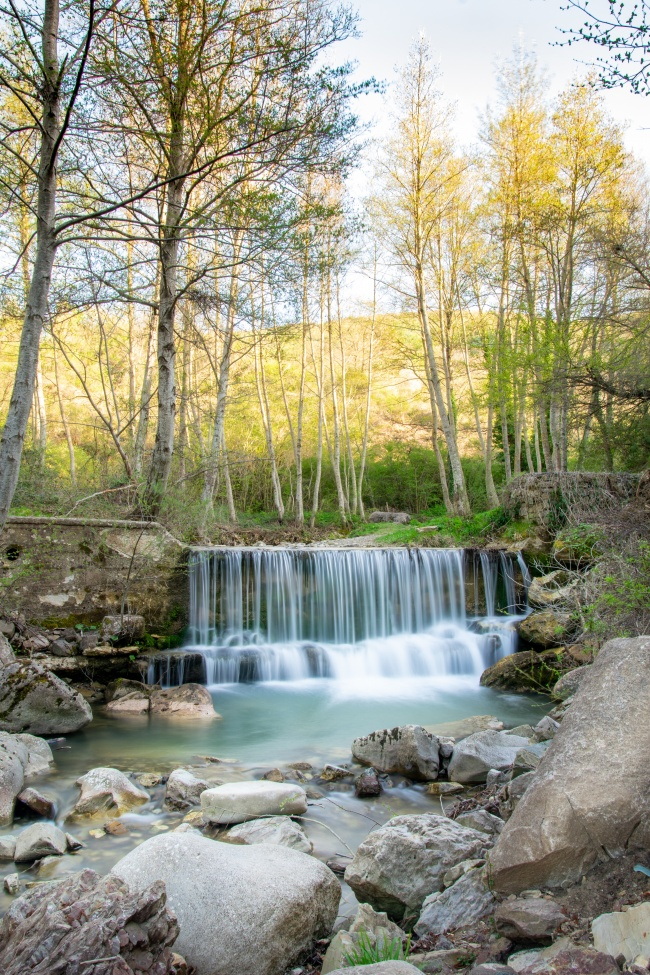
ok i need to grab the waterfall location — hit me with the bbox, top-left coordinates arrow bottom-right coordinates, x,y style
148,547 -> 528,687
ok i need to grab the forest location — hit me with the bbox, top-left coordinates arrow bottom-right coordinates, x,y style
0,0 -> 649,540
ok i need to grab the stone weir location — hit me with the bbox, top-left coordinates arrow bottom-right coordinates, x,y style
145,546 -> 530,688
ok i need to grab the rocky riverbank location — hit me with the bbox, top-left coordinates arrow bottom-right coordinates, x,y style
0,635 -> 648,974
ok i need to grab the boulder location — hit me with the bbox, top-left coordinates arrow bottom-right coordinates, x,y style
0,733 -> 28,825
16,734 -> 54,776
480,650 -> 566,693
164,768 -> 208,810
224,815 -> 313,853
150,683 -> 218,718
552,666 -> 590,700
16,786 -> 56,818
14,822 -> 68,861
0,868 -> 179,974
495,898 -> 564,943
414,867 -> 497,937
516,610 -> 574,649
344,813 -> 487,920
592,902 -> 650,964
73,767 -> 149,816
112,830 -> 340,975
351,725 -> 440,781
448,731 -> 530,784
0,660 -> 92,734
356,768 -> 382,797
201,780 -> 307,825
3,872 -> 19,895
106,692 -> 150,714
488,636 -> 650,892
106,678 -> 150,702
368,511 -> 411,524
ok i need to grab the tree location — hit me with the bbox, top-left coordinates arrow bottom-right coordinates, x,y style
562,1 -> 650,95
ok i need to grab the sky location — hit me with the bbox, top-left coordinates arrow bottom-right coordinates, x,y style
339,0 -> 650,165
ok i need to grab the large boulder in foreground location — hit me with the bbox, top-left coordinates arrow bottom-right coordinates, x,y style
344,814 -> 487,920
0,868 -> 179,974
488,636 -> 650,893
112,830 -> 340,975
0,658 -> 92,735
351,725 -> 440,781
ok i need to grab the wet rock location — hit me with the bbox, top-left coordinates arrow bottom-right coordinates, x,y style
150,683 -> 218,718
495,898 -> 564,943
101,614 -> 145,643
0,867 -> 179,974
112,830 -> 340,975
516,610 -> 574,649
319,764 -> 352,781
0,659 -> 92,735
448,731 -> 529,784
224,815 -> 313,853
592,902 -> 650,965
201,781 -> 307,825
14,822 -> 68,861
65,832 -> 84,851
480,650 -> 566,693
3,873 -> 19,895
104,819 -> 129,836
0,835 -> 16,859
355,768 -> 382,797
455,809 -> 504,837
73,767 -> 149,816
489,636 -> 650,892
344,813 -> 487,920
415,867 -> 497,937
164,768 -> 208,810
552,666 -> 590,700
137,772 -> 163,787
16,786 -> 56,818
352,725 -> 440,781
262,768 -> 285,782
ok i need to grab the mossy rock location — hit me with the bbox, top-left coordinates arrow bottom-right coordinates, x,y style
552,524 -> 605,567
516,609 -> 576,649
480,649 -> 569,693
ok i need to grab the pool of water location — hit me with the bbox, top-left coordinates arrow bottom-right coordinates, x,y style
0,678 -> 549,918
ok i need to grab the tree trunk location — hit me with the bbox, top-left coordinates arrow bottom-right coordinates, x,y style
0,0 -> 60,532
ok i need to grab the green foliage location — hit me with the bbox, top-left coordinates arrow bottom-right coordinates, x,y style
585,540 -> 650,638
343,929 -> 412,967
554,524 -> 605,565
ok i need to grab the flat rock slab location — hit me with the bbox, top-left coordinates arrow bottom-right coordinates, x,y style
488,637 -> 650,892
495,898 -> 565,942
518,946 -> 619,974
112,830 -> 339,975
201,781 -> 307,825
415,867 -> 496,937
592,901 -> 650,964
448,731 -> 530,784
224,815 -> 312,853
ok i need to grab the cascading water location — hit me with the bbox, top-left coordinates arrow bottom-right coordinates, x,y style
147,547 -> 528,688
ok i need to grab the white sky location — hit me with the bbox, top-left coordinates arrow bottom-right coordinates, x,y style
340,0 -> 650,165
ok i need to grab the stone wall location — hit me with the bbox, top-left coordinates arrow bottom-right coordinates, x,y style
501,472 -> 640,528
0,518 -> 189,633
